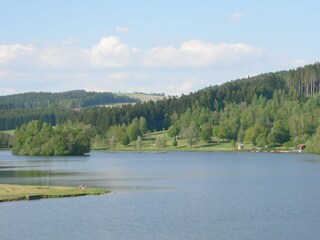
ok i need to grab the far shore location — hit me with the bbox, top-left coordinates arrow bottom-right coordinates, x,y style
93,148 -> 305,154
0,184 -> 109,203
0,147 -> 307,155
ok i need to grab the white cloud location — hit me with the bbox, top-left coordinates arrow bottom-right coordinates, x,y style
0,44 -> 35,63
83,36 -> 132,67
144,39 -> 262,67
131,47 -> 140,53
0,70 -> 34,79
0,40 -> 86,68
41,48 -> 61,66
228,12 -> 244,21
107,72 -> 130,80
107,71 -> 147,81
41,45 -> 86,67
0,37 -> 137,70
0,37 -> 265,71
115,26 -> 130,33
0,36 -> 308,96
0,70 -> 10,78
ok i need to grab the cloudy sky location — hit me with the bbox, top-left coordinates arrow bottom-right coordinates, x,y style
0,0 -> 319,96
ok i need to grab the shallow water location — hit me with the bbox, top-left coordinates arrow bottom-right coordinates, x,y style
1,150 -> 320,240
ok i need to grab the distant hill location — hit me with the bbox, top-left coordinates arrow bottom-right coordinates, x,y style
0,90 -> 165,130
0,90 -> 137,110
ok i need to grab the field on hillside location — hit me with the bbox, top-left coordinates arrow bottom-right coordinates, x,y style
100,93 -> 165,108
100,102 -> 137,107
115,93 -> 166,102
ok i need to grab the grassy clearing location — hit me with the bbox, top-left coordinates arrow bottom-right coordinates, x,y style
99,93 -> 165,108
100,102 -> 137,108
92,130 -> 239,152
93,130 -> 296,153
114,93 -> 165,102
0,184 -> 109,202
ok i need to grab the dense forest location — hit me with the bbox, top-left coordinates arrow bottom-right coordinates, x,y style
0,90 -> 136,110
1,62 -> 320,154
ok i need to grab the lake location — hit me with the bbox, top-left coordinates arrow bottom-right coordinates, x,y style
0,150 -> 320,240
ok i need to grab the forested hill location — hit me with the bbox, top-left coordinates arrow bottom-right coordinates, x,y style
184,62 -> 320,110
1,62 -> 320,154
68,62 -> 320,135
0,90 -> 137,110
73,62 -> 320,154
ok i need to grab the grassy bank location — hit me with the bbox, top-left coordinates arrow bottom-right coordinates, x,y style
0,184 -> 109,202
92,131 -> 299,153
2,129 -> 298,154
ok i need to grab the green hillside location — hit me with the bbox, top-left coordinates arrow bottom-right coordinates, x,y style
85,62 -> 320,154
2,62 -> 320,154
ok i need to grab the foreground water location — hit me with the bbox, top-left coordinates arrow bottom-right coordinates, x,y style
0,150 -> 320,240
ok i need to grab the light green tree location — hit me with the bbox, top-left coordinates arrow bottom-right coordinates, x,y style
167,124 -> 180,138
306,127 -> 320,154
155,136 -> 166,151
127,118 -> 141,141
182,121 -> 200,148
200,122 -> 212,142
136,136 -> 143,151
109,135 -> 117,151
139,117 -> 147,134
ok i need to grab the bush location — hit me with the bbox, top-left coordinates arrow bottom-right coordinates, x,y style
283,141 -> 294,147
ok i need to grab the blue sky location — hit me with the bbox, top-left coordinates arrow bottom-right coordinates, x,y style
0,0 -> 319,95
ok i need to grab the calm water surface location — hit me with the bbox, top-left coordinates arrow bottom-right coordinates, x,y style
0,150 -> 320,240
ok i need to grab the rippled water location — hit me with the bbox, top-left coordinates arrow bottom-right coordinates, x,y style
1,150 -> 320,240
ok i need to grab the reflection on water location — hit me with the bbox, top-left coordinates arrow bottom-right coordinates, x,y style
1,150 -> 320,192
299,158 -> 320,163
0,166 -> 25,169
1,150 -> 320,240
0,150 -> 175,191
0,170 -> 80,178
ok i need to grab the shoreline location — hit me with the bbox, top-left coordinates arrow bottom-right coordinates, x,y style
0,184 -> 109,203
93,151 -> 307,155
1,148 -> 307,154
92,148 -> 306,154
